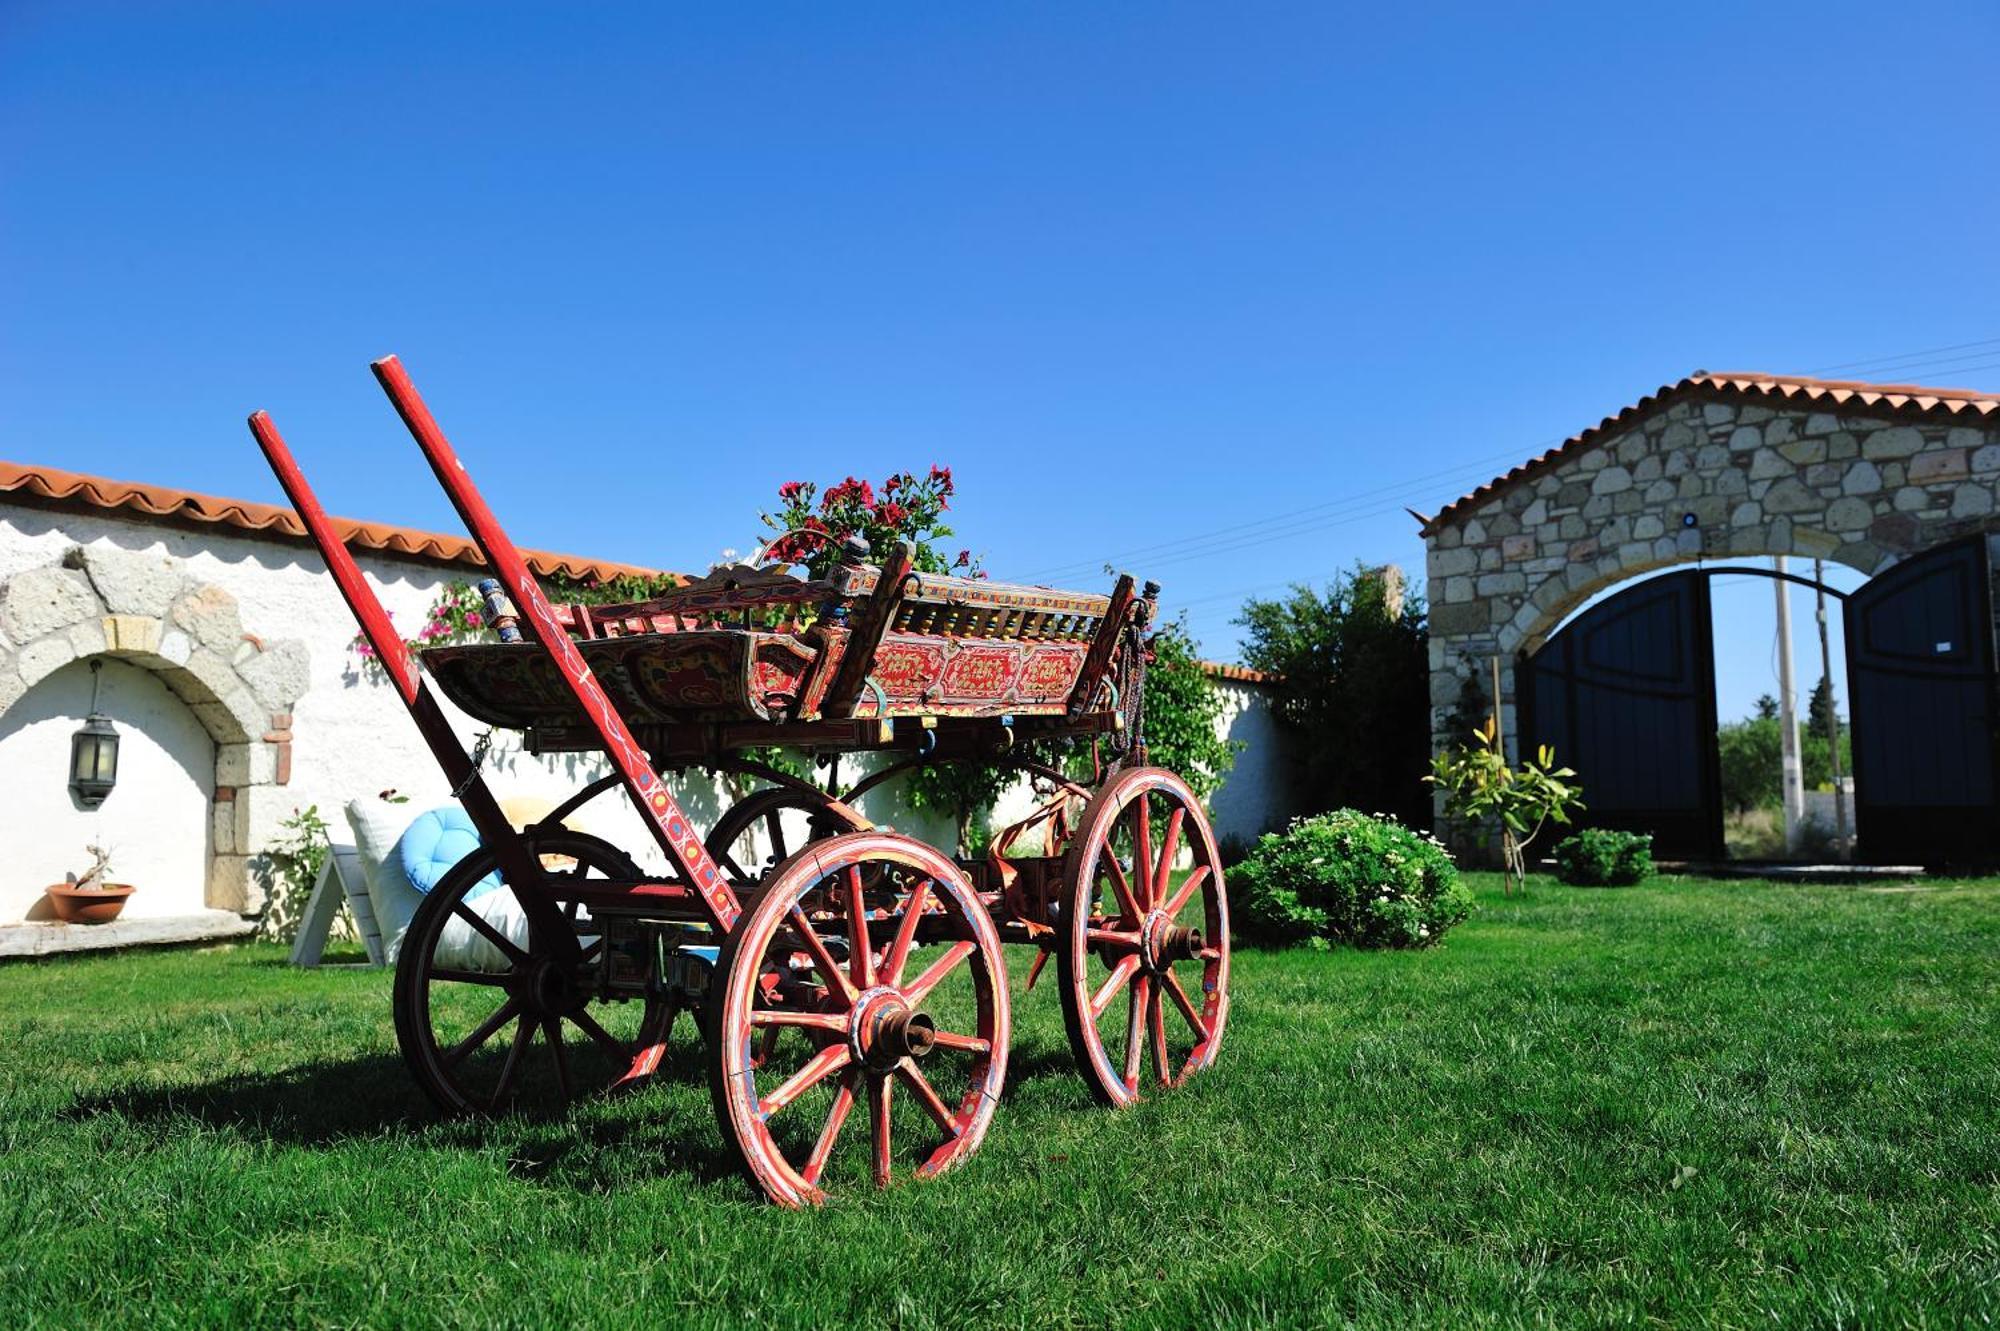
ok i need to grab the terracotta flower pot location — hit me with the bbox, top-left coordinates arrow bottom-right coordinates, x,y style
45,883 -> 136,925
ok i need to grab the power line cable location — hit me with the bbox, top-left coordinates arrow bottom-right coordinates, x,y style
1016,444 -> 1540,584
1806,335 -> 2000,377
1814,352 -> 2000,384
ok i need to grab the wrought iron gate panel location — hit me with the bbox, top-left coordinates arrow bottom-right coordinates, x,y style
1845,537 -> 1998,867
1520,571 -> 1722,860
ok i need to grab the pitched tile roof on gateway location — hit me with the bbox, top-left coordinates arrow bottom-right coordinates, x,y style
1424,372 -> 2000,534
0,459 -> 668,583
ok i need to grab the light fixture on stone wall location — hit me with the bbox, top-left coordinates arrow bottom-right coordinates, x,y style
69,659 -> 120,809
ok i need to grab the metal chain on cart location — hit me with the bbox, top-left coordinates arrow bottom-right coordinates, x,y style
452,728 -> 496,798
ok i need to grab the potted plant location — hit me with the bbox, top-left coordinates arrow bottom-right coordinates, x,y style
45,844 -> 136,924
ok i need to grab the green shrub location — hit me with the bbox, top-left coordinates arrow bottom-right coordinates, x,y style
1232,809 -> 1472,949
1551,828 -> 1653,886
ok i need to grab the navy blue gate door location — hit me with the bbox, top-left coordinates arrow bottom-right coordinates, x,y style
1844,537 -> 1999,867
1520,571 -> 1723,861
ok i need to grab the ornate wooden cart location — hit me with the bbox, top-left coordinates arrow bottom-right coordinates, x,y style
249,358 -> 1231,1205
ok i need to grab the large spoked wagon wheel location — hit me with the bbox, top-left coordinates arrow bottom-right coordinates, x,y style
708,831 -> 1011,1207
705,784 -> 869,887
1058,766 -> 1230,1108
394,829 -> 673,1116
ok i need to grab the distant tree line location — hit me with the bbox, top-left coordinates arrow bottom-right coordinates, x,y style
1717,679 -> 1851,814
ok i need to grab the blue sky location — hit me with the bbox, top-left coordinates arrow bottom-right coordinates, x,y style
3,2 -> 1996,720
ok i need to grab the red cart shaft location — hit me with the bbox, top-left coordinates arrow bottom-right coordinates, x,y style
247,410 -> 571,945
369,355 -> 742,933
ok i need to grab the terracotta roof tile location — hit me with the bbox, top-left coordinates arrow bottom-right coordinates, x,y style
1426,371 -> 2000,533
1201,660 -> 1277,684
0,459 -> 669,584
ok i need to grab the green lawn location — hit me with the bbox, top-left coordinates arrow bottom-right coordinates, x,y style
3,874 -> 1998,1329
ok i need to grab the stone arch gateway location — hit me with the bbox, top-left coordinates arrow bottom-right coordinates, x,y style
0,545 -> 309,912
1422,372 -> 2000,865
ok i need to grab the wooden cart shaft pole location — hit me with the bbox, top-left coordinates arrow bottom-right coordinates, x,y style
367,355 -> 742,932
246,410 -> 553,898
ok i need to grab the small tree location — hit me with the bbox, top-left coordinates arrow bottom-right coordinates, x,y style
1426,720 -> 1584,895
1237,566 -> 1430,826
1717,715 -> 1782,813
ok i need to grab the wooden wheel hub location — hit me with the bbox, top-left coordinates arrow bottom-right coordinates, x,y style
850,987 -> 937,1071
1140,911 -> 1204,973
526,958 -> 583,1015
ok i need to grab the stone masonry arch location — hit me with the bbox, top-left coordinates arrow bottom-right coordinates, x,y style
0,545 -> 308,912
1422,373 -> 2000,759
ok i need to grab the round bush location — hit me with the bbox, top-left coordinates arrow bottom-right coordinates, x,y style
1232,809 -> 1472,949
1551,829 -> 1653,886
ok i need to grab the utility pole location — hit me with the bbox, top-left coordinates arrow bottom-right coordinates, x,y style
1815,558 -> 1849,857
1774,556 -> 1804,854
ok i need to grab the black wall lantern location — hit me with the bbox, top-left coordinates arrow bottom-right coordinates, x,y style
69,660 -> 120,809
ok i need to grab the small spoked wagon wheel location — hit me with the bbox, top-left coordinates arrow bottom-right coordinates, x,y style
704,785 -> 869,887
1057,766 -> 1230,1108
394,829 -> 673,1116
708,830 -> 1011,1207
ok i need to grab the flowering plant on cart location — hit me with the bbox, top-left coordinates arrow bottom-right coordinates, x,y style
761,466 -> 983,580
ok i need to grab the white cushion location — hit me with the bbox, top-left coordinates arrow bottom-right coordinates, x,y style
433,887 -> 531,973
344,796 -> 534,969
343,798 -> 427,963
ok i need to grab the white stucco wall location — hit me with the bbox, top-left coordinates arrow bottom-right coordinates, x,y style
1,502 -> 1289,915
0,657 -> 213,923
1205,677 -> 1289,846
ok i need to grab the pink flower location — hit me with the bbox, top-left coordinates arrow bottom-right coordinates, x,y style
465,612 -> 483,628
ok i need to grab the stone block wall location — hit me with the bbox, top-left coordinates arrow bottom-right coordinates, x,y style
1424,390 -> 2000,761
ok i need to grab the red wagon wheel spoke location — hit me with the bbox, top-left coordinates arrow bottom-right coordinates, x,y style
443,997 -> 522,1067
710,831 -> 1009,1206
846,866 -> 875,989
1148,984 -> 1170,1087
1162,864 -> 1209,921
1159,967 -> 1210,1043
788,907 -> 859,1005
883,878 -> 932,987
450,901 -> 532,967
396,830 -> 674,1120
749,1009 -> 848,1033
903,940 -> 974,1008
1152,806 -> 1185,909
429,967 -> 513,988
761,1044 -> 853,1117
1058,768 -> 1231,1109
1090,953 -> 1142,1019
897,1060 -> 960,1137
868,1074 -> 895,1188
802,1071 -> 860,1187
489,1016 -> 535,1110
1132,797 -> 1155,910
544,1016 -> 573,1102
1102,854 -> 1143,923
928,1029 -> 992,1054
705,785 -> 869,889
1122,976 -> 1149,1091
568,1006 -> 633,1063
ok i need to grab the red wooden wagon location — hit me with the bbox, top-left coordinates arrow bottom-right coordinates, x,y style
250,358 -> 1231,1205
